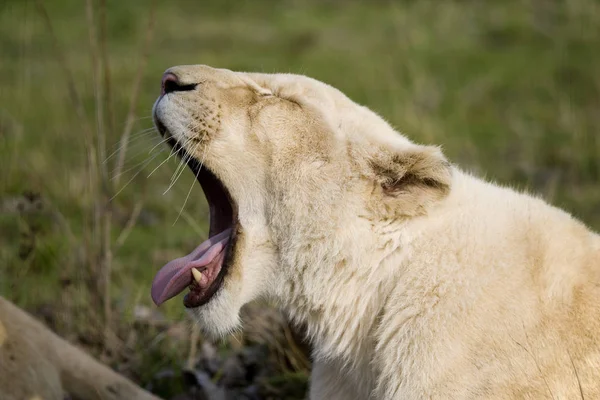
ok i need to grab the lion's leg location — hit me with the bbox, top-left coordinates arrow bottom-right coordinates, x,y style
0,296 -> 160,400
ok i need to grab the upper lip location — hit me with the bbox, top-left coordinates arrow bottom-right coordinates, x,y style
153,113 -> 238,307
163,134 -> 237,237
155,112 -> 237,230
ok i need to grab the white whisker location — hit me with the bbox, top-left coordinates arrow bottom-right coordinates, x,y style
111,152 -> 162,200
108,135 -> 165,176
173,139 -> 211,225
104,127 -> 157,163
148,136 -> 171,154
146,148 -> 179,178
164,137 -> 195,195
164,155 -> 190,195
110,150 -> 163,181
168,144 -> 189,184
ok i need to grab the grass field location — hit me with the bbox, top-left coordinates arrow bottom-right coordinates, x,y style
1,0 -> 599,398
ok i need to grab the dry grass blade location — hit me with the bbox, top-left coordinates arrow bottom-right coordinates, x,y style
114,0 -> 157,187
186,323 -> 201,370
35,0 -> 104,334
178,208 -> 207,237
115,200 -> 144,248
99,0 -> 116,140
86,0 -> 106,184
83,0 -> 157,355
85,0 -> 115,354
36,0 -> 100,222
34,1 -> 94,140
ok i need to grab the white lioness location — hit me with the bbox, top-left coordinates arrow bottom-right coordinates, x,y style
151,65 -> 600,399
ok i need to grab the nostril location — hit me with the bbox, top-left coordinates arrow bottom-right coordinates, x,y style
162,73 -> 179,95
161,72 -> 197,95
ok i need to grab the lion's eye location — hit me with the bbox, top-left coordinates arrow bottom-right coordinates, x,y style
259,90 -> 273,98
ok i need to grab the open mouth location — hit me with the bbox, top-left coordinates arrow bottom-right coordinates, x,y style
151,120 -> 237,308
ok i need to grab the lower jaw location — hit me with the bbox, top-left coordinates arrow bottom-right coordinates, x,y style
185,224 -> 239,308
183,250 -> 228,308
184,282 -> 222,308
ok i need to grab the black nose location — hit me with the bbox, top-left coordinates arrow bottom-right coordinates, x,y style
161,72 -> 197,95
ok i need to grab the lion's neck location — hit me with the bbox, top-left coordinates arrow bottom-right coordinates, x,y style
272,219 -> 410,366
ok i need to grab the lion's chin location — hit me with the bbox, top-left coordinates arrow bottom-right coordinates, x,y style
188,287 -> 243,338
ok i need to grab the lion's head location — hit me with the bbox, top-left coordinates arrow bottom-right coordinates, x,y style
151,65 -> 451,337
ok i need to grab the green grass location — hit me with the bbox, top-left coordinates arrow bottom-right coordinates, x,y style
1,0 -> 599,397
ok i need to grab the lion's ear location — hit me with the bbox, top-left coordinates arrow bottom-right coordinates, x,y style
366,144 -> 452,216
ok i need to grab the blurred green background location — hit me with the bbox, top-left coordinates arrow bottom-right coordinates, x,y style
1,0 -> 599,398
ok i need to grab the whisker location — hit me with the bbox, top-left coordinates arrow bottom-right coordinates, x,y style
173,159 -> 200,226
173,139 -> 211,225
164,154 -> 191,195
160,115 -> 201,195
169,146 -> 189,184
110,150 -> 163,181
111,152 -> 163,200
104,127 -> 157,163
147,149 -> 179,178
123,128 -> 158,144
107,135 -> 165,176
130,126 -> 157,137
166,133 -> 189,177
148,136 -> 171,154
164,137 -> 194,194
168,134 -> 194,184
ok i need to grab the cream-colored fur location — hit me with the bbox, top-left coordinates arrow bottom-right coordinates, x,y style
153,65 -> 600,399
0,297 -> 161,400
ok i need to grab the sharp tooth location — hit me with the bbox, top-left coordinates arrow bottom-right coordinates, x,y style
191,268 -> 203,283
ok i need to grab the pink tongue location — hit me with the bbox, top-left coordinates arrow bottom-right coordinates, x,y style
151,229 -> 232,306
